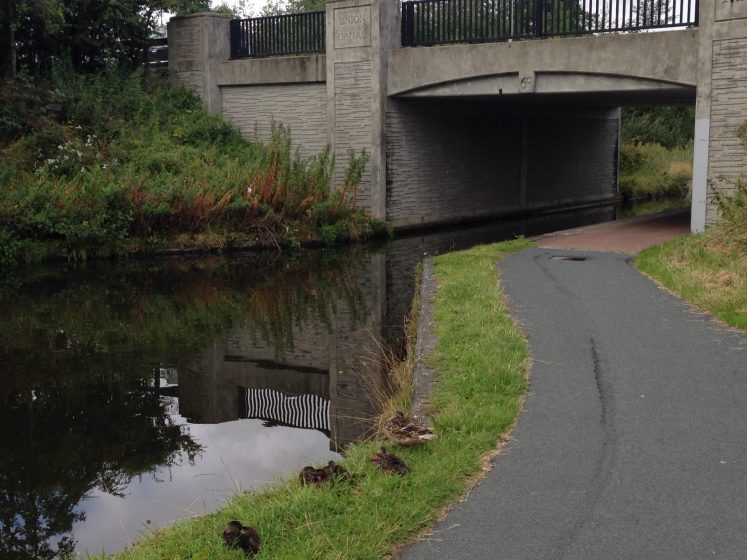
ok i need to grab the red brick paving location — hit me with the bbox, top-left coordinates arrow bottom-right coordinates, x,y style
537,211 -> 691,254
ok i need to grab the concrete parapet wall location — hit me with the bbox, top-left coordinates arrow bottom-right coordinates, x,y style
215,54 -> 326,85
221,83 -> 328,158
167,15 -> 204,94
388,30 -> 698,99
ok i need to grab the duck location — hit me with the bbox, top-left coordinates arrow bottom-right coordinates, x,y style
371,446 -> 410,475
222,520 -> 260,557
299,460 -> 350,486
383,411 -> 435,446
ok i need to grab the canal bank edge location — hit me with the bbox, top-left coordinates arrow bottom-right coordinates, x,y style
410,258 -> 437,424
394,244 -> 533,557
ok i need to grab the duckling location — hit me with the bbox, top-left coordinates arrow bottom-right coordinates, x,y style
299,461 -> 350,486
383,411 -> 435,446
222,520 -> 260,557
371,447 -> 410,475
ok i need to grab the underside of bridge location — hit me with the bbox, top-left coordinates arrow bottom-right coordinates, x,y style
385,97 -> 622,230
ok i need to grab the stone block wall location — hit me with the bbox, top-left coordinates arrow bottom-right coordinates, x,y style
167,15 -> 204,94
385,104 -> 522,229
385,100 -> 619,229
221,83 -> 328,158
527,110 -> 620,206
333,60 -> 374,210
707,37 -> 747,223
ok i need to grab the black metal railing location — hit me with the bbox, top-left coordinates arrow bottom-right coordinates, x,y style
401,0 -> 699,46
147,37 -> 168,69
230,11 -> 326,59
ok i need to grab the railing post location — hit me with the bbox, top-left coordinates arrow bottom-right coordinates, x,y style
402,2 -> 414,46
229,19 -> 238,58
534,0 -> 544,35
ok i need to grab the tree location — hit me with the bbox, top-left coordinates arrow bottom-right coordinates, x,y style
260,0 -> 325,16
1,0 -> 237,79
0,0 -> 15,80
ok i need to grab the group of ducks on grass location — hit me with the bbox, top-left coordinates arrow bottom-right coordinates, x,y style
222,411 -> 435,557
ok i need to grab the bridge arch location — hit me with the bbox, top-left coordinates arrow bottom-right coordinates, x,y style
388,29 -> 698,101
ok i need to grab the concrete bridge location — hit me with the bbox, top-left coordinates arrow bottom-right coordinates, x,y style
168,0 -> 747,232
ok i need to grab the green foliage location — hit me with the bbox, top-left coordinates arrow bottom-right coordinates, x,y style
712,175 -> 747,254
622,106 -> 695,149
619,140 -> 693,198
2,0 -> 243,77
260,0 -> 325,16
0,69 -> 383,270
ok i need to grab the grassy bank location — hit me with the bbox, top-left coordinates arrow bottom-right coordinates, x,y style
0,70 -> 388,269
619,140 -> 693,199
103,238 -> 531,560
636,178 -> 746,331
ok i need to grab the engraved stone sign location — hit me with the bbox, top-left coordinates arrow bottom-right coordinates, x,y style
519,71 -> 535,93
717,0 -> 747,21
334,6 -> 371,48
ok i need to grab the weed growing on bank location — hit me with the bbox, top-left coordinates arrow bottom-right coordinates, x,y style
0,69 -> 388,269
97,239 -> 531,560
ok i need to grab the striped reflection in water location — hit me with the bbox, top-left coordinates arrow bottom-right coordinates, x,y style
242,388 -> 330,434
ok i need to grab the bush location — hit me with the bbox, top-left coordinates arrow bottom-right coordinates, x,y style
711,176 -> 747,254
0,68 -> 385,269
619,140 -> 692,198
622,106 -> 695,149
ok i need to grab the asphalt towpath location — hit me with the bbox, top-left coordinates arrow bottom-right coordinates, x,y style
401,213 -> 747,560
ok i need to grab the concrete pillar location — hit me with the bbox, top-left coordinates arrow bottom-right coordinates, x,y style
694,0 -> 747,230
325,0 -> 400,218
692,0 -> 714,232
167,12 -> 231,115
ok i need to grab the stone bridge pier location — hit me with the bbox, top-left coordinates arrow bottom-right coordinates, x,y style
167,0 -> 747,232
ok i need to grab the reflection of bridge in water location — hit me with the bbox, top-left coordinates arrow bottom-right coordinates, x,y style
176,255 -> 387,452
241,388 -> 331,434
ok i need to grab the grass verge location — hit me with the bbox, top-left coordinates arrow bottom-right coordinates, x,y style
636,179 -> 746,332
636,236 -> 746,331
104,238 -> 531,560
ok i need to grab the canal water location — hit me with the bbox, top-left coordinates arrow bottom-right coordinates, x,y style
0,200 -> 686,559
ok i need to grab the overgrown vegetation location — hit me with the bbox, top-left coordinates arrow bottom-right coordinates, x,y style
619,106 -> 694,199
97,239 -> 530,560
619,140 -> 693,198
0,69 -> 388,269
636,125 -> 747,331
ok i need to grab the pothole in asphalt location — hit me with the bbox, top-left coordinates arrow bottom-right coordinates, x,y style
549,255 -> 588,261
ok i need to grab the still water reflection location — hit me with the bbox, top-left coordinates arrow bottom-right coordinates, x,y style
0,251 -> 385,558
0,202 -> 685,558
